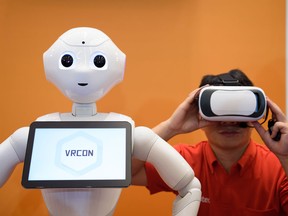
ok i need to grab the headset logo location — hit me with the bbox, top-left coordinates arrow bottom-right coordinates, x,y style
55,131 -> 103,175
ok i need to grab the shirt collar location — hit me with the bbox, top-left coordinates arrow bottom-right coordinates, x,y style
204,141 -> 218,174
204,140 -> 257,175
237,139 -> 257,176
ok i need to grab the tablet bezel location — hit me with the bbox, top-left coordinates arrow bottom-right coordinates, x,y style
22,121 -> 132,189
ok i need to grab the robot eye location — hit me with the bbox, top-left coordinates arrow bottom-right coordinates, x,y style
61,54 -> 74,67
93,55 -> 106,68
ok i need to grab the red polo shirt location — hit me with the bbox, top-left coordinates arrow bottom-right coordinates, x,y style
145,140 -> 288,215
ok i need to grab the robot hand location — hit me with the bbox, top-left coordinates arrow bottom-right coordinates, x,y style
0,127 -> 29,187
172,180 -> 201,216
133,126 -> 201,216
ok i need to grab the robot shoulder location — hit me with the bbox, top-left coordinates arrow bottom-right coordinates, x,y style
36,112 -> 61,121
107,112 -> 135,126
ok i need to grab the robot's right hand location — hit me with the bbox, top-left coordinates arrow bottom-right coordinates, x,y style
0,127 -> 29,187
172,178 -> 201,216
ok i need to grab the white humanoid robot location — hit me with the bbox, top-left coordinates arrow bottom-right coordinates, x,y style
0,27 -> 201,216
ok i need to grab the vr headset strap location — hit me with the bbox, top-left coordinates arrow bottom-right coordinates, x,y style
218,74 -> 240,86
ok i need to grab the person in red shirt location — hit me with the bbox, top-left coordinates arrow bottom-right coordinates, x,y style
132,69 -> 288,215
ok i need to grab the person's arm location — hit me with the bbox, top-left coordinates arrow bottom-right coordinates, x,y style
132,87 -> 206,186
153,87 -> 214,141
252,97 -> 288,176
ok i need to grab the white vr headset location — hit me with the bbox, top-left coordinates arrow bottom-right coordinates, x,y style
198,86 -> 267,122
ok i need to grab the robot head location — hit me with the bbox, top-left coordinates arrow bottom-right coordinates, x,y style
43,27 -> 126,103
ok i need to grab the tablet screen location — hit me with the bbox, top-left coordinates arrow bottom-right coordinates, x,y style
22,121 -> 132,188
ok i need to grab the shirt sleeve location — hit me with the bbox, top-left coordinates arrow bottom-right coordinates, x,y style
145,162 -> 175,194
280,175 -> 288,213
144,145 -> 184,195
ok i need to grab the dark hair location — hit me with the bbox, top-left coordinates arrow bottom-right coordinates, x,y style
199,69 -> 254,87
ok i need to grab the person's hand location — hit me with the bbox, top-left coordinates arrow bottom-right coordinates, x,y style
252,97 -> 288,161
153,87 -> 215,140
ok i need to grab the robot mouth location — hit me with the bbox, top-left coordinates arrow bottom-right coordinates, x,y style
78,83 -> 88,86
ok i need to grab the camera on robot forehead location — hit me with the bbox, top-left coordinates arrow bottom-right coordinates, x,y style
198,86 -> 267,122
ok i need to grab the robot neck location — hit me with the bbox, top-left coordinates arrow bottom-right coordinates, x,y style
72,102 -> 97,116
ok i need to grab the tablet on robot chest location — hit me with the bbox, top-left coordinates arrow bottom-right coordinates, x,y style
22,121 -> 132,188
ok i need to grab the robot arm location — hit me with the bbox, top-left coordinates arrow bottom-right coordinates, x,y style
134,126 -> 201,216
0,127 -> 29,187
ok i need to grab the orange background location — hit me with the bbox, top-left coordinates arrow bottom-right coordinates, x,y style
0,0 -> 285,215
